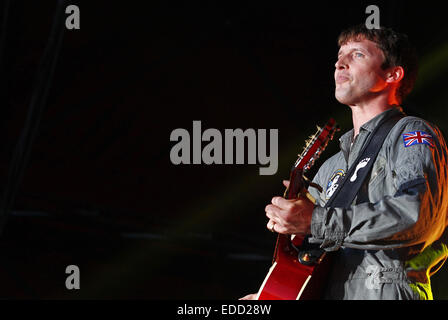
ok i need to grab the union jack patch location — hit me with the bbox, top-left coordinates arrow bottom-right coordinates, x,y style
402,131 -> 435,148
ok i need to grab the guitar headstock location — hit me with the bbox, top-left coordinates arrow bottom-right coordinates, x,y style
284,118 -> 339,200
294,118 -> 340,172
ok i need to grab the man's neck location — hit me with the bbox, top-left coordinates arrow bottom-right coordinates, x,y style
345,82 -> 401,138
350,101 -> 396,137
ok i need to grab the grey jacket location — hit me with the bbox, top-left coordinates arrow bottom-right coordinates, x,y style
307,107 -> 448,300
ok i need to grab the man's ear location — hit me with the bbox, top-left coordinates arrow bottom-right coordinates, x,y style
386,66 -> 404,83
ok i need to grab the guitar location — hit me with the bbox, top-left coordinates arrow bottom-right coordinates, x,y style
256,118 -> 339,300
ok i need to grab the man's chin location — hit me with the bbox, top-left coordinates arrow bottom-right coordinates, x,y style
335,93 -> 351,105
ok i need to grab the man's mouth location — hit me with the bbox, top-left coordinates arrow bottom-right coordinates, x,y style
336,75 -> 350,84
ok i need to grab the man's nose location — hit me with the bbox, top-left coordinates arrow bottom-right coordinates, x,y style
335,57 -> 348,70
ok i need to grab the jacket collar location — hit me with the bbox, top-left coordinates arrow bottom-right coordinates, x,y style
339,105 -> 405,159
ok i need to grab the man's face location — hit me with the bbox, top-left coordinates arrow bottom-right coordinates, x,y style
334,38 -> 389,106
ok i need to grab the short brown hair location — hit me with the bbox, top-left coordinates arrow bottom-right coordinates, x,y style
338,24 -> 418,103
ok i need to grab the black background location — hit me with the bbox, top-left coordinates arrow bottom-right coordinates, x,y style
0,0 -> 447,299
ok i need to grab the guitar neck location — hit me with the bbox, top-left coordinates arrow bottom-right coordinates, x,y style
284,168 -> 305,200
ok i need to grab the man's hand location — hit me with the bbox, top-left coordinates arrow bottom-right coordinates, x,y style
239,293 -> 257,300
265,180 -> 315,235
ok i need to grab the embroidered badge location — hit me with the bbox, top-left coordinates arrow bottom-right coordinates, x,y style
402,131 -> 435,148
326,169 -> 345,200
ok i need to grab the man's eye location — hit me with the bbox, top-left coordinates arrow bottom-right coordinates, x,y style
354,52 -> 364,58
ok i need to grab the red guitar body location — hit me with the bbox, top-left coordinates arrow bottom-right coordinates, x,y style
256,119 -> 339,300
256,234 -> 333,300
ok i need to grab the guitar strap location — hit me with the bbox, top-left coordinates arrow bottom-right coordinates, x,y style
324,112 -> 405,209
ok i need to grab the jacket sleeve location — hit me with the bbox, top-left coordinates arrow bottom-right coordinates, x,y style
309,119 -> 448,251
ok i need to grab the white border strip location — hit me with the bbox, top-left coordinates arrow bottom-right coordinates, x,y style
255,262 -> 277,300
296,275 -> 312,300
